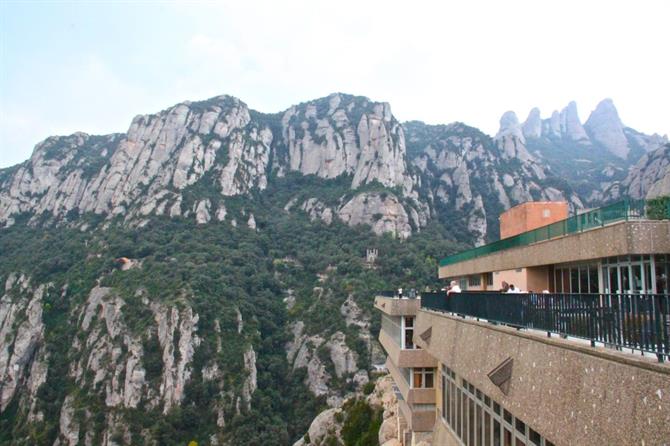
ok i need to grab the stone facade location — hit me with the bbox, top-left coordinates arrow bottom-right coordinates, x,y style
414,309 -> 670,445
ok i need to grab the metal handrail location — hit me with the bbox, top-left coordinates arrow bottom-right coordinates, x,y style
420,291 -> 670,362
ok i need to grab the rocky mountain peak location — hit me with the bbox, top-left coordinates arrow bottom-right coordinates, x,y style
496,111 -> 525,143
584,98 -> 629,158
522,107 -> 542,139
559,101 -> 589,142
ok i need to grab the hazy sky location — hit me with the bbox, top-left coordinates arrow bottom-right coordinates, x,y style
1,0 -> 669,168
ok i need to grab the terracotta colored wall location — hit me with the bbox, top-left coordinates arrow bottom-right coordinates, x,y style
500,201 -> 568,240
526,266 -> 550,292
492,268 -> 527,290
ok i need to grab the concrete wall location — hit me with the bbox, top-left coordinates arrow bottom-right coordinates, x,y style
415,309 -> 670,445
375,296 -> 421,316
500,201 -> 568,240
440,220 -> 670,278
379,329 -> 437,368
432,417 -> 462,446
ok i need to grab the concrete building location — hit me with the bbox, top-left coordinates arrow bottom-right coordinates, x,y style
440,200 -> 670,294
375,199 -> 670,445
375,293 -> 437,445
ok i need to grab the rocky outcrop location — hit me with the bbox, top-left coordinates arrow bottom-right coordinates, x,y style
152,303 -> 200,412
338,192 -> 412,239
240,346 -> 257,409
281,94 -> 412,192
522,108 -> 542,139
559,101 -> 589,143
407,121 -> 581,243
606,144 -> 670,200
584,99 -> 630,158
292,407 -> 343,446
0,275 -> 46,412
325,332 -> 358,379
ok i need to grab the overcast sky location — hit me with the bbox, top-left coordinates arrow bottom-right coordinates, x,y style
1,0 -> 668,168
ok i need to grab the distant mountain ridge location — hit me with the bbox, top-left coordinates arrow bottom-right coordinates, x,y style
497,99 -> 668,202
0,93 -> 667,243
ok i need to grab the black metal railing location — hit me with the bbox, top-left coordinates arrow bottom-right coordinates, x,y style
421,291 -> 670,362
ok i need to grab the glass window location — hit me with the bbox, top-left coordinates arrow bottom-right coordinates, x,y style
579,266 -> 588,293
413,370 -> 423,388
425,370 -> 434,388
412,368 -> 434,388
469,275 -> 481,287
504,409 -> 512,425
589,265 -> 599,293
570,268 -> 579,293
529,428 -> 541,445
609,267 -> 619,293
656,264 -> 668,294
644,263 -> 652,292
554,269 -> 562,293
562,269 -> 570,293
632,264 -> 643,293
620,266 -> 630,292
403,316 -> 414,349
504,428 -> 513,446
440,366 -> 553,446
515,418 -> 525,434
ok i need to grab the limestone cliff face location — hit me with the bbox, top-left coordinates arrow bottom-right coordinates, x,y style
584,99 -> 630,159
1,93 -> 664,240
280,94 -> 412,192
604,144 -> 670,200
0,93 -> 423,238
406,121 -> 582,244
0,96 -> 261,226
0,272 -> 262,445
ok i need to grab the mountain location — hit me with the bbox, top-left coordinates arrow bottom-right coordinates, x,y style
510,99 -> 668,202
0,92 -> 667,446
603,143 -> 670,201
0,93 -> 583,243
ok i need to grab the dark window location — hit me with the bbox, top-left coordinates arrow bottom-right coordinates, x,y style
589,265 -> 599,293
469,275 -> 481,287
515,418 -> 525,434
570,268 -> 579,293
504,409 -> 512,425
529,428 -> 541,445
425,370 -> 434,388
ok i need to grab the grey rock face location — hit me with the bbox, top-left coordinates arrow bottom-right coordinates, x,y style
559,101 -> 589,142
522,108 -> 542,139
338,192 -> 412,239
614,144 -> 670,199
584,99 -> 630,158
496,111 -> 525,143
282,94 -> 412,192
0,278 -> 45,412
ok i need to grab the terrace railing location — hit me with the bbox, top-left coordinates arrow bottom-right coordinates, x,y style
421,291 -> 670,362
439,198 -> 670,267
